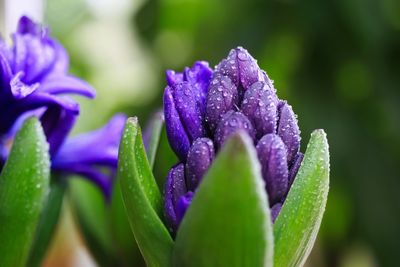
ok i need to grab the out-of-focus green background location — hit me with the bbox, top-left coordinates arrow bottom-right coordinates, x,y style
42,0 -> 399,266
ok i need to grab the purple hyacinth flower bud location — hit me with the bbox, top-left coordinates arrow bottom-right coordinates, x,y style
271,202 -> 282,223
166,61 -> 212,115
256,134 -> 289,205
288,152 -> 304,187
164,62 -> 212,160
214,111 -> 256,149
216,47 -> 264,90
172,82 -> 206,141
164,81 -> 208,160
176,191 -> 194,224
205,74 -> 238,133
164,86 -> 191,160
241,81 -> 279,139
186,138 -> 215,191
277,101 -> 301,164
183,62 -> 213,113
164,164 -> 188,233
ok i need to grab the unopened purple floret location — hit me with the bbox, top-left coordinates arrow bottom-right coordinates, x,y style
214,111 -> 256,149
277,101 -> 301,164
288,152 -> 304,187
205,74 -> 238,133
164,62 -> 213,160
164,163 -> 187,233
241,81 -> 278,139
216,47 -> 264,90
256,134 -> 288,205
185,138 -> 214,191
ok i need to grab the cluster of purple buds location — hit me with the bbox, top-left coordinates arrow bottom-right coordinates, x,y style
0,16 -> 124,198
164,47 -> 303,234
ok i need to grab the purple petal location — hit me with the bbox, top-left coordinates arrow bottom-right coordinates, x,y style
216,47 -> 263,90
13,34 -> 58,83
271,202 -> 282,223
205,74 -> 238,133
10,71 -> 39,99
54,163 -> 113,200
172,82 -> 206,141
176,191 -> 194,224
39,75 -> 96,98
40,107 -> 77,156
163,86 -> 191,160
166,70 -> 184,87
256,134 -> 289,205
214,111 -> 256,149
241,81 -> 279,139
277,101 -> 301,164
164,164 -> 187,233
46,40 -> 69,75
183,61 -> 213,113
52,114 -> 126,167
236,47 -> 264,90
17,16 -> 43,36
185,137 -> 214,191
288,152 -> 304,187
0,52 -> 12,86
19,93 -> 80,113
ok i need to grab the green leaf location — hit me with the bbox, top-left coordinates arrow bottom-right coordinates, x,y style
0,117 -> 50,267
109,181 -> 145,266
144,112 -> 164,169
70,178 -> 118,267
28,177 -> 66,267
173,132 -> 274,267
274,129 -> 330,267
119,117 -> 174,267
153,125 -> 178,191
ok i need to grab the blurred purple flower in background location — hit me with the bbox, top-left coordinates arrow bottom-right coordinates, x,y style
164,47 -> 303,234
52,114 -> 126,199
0,16 -> 95,135
0,16 -> 124,198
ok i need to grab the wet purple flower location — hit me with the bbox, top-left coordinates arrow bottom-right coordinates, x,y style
215,47 -> 265,90
164,62 -> 213,160
163,47 -> 303,234
214,111 -> 256,149
241,81 -> 279,138
185,138 -> 214,191
52,114 -> 126,199
256,134 -> 288,204
164,163 -> 189,234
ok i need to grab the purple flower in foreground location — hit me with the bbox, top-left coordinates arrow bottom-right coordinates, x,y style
164,47 -> 303,234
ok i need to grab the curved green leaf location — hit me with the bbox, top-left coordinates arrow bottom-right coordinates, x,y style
153,125 -> 177,191
173,132 -> 274,267
144,112 -> 164,168
0,117 -> 50,267
109,181 -> 145,266
119,117 -> 173,267
28,177 -> 66,267
70,178 -> 118,267
274,129 -> 330,267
